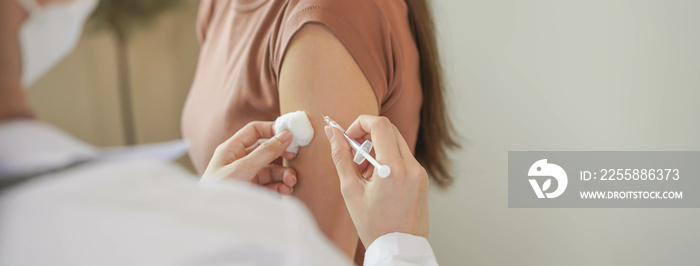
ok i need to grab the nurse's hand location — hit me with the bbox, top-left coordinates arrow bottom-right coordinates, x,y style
324,115 -> 430,248
201,121 -> 298,195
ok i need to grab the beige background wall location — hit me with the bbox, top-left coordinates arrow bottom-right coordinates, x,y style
26,1 -> 200,147
27,1 -> 200,168
429,0 -> 699,265
27,0 -> 699,265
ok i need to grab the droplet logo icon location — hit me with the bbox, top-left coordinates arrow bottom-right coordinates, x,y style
528,159 -> 568,199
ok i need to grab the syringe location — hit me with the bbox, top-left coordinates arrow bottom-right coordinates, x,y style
322,114 -> 391,178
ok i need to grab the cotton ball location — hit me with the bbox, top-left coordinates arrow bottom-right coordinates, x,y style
273,111 -> 314,153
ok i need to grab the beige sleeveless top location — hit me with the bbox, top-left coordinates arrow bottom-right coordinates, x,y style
182,0 -> 422,173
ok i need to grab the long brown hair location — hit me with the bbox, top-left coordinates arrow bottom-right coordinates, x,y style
405,0 -> 460,188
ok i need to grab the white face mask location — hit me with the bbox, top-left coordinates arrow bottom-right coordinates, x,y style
16,0 -> 98,87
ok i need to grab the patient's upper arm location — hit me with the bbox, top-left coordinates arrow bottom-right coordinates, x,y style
277,23 -> 378,255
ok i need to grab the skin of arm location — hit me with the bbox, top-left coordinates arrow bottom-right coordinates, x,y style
278,23 -> 379,258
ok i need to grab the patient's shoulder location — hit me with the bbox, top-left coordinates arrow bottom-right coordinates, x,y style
274,0 -> 399,104
288,0 -> 386,15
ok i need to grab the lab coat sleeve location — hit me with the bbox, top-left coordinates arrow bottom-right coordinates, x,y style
0,119 -> 98,179
364,232 -> 439,266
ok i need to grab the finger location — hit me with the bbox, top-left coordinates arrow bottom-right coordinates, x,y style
209,142 -> 245,169
392,124 -> 413,161
246,139 -> 297,159
345,115 -> 402,164
252,164 -> 297,187
238,130 -> 293,170
221,121 -> 277,157
362,164 -> 374,180
265,182 -> 293,195
282,168 -> 297,187
325,126 -> 361,189
255,141 -> 297,160
345,115 -> 370,140
245,139 -> 267,154
358,159 -> 371,178
282,151 -> 297,160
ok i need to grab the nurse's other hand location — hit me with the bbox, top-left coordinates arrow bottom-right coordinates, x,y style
325,115 -> 429,248
201,121 -> 298,195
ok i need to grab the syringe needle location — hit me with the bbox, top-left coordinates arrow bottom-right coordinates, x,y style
322,114 -> 391,178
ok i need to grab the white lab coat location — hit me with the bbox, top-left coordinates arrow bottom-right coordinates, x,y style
0,120 -> 438,266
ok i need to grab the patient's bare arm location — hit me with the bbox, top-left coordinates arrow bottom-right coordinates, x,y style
278,23 -> 379,258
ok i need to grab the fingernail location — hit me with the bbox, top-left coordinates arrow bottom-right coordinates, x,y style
284,172 -> 297,187
277,130 -> 292,142
279,185 -> 292,195
324,126 -> 334,140
283,151 -> 297,160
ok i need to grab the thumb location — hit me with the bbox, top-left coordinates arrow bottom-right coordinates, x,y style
325,126 -> 360,191
240,130 -> 293,170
